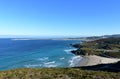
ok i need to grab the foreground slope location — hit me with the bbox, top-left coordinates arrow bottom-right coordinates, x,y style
0,68 -> 120,79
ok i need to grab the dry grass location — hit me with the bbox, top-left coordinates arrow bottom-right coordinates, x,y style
0,68 -> 120,79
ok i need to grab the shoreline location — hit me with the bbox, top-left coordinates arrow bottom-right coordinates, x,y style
70,42 -> 120,67
70,37 -> 120,67
76,55 -> 120,67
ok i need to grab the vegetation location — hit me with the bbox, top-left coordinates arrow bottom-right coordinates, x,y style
76,61 -> 120,72
71,37 -> 120,58
0,68 -> 120,79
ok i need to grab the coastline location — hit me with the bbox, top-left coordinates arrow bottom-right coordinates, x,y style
70,38 -> 120,67
77,55 -> 120,67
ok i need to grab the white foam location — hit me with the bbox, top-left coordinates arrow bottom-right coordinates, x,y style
64,48 -> 77,54
11,38 -> 46,41
46,64 -> 57,67
44,61 -> 55,65
24,64 -> 42,68
38,57 -> 48,61
69,56 -> 82,67
24,61 -> 56,68
60,57 -> 65,60
44,61 -> 57,67
64,49 -> 77,52
11,39 -> 32,41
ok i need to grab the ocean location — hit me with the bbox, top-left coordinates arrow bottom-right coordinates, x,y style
0,38 -> 82,70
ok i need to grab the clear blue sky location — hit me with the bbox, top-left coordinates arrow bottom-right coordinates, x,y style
0,0 -> 120,37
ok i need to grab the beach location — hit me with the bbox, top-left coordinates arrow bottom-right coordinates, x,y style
78,55 -> 120,66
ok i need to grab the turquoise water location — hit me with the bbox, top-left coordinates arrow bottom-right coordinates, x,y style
0,39 -> 81,70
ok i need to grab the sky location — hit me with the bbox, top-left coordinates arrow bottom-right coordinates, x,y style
0,0 -> 120,37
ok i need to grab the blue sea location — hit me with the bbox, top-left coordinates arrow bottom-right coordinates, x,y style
0,38 -> 82,70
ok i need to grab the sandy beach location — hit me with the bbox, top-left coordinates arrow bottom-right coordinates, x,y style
78,55 -> 120,66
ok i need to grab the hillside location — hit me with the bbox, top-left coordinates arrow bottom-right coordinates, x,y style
71,37 -> 120,58
0,68 -> 120,79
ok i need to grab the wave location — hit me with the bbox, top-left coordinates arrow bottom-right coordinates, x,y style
24,61 -> 56,68
24,64 -> 42,68
60,57 -> 65,60
69,56 -> 82,67
64,48 -> 77,54
44,61 -> 55,65
38,57 -> 49,61
44,61 -> 57,67
44,64 -> 57,67
11,39 -> 33,41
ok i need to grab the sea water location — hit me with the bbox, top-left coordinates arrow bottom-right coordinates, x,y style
0,38 -> 82,70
